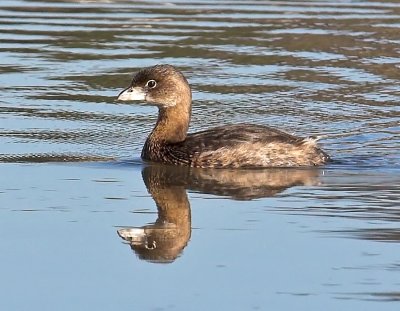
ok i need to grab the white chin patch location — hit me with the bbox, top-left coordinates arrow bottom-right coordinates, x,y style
117,87 -> 146,101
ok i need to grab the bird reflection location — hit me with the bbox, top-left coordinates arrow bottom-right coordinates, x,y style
118,165 -> 191,264
118,164 -> 322,263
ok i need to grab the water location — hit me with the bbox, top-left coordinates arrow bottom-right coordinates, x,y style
0,0 -> 399,310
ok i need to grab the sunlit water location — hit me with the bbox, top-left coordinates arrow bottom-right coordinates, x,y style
0,0 -> 399,310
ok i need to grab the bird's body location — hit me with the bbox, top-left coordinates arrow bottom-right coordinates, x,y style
142,124 -> 328,168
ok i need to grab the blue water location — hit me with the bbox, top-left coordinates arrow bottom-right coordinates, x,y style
1,163 -> 399,310
1,0 -> 400,310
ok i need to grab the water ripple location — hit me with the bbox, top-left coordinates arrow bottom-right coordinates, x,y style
0,0 -> 398,167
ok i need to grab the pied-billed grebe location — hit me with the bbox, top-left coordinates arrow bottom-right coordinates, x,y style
117,64 -> 330,168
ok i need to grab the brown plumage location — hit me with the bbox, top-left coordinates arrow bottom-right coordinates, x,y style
118,64 -> 330,168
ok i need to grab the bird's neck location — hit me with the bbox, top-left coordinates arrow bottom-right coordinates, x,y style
148,102 -> 191,144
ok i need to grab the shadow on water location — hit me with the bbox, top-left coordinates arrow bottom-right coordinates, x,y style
117,163 -> 322,263
0,153 -> 115,163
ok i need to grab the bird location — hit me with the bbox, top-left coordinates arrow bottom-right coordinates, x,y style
117,64 -> 330,168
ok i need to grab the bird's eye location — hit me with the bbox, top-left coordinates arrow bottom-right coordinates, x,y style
146,80 -> 157,88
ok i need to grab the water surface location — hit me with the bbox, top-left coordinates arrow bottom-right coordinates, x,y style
0,0 -> 399,310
